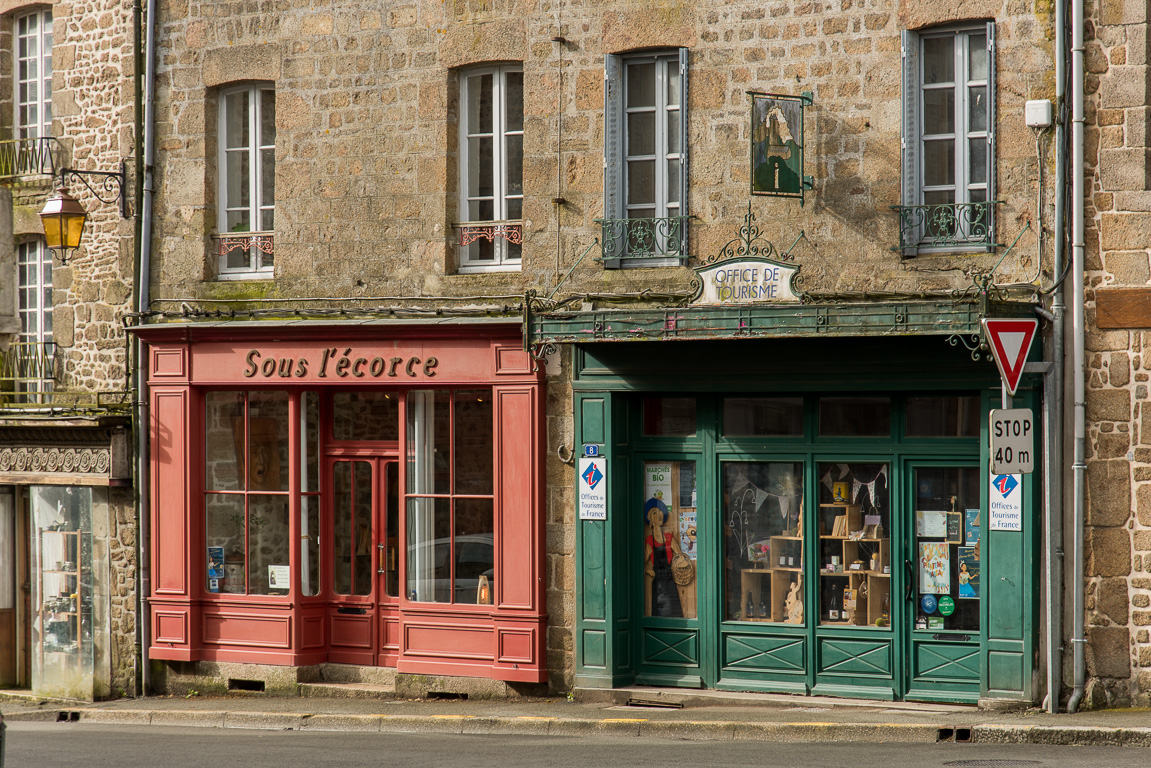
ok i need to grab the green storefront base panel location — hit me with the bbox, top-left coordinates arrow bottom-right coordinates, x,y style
715,678 -> 809,696
911,640 -> 980,682
905,686 -> 980,705
986,649 -> 1026,699
636,672 -> 705,688
614,625 -> 631,673
816,636 -> 894,678
582,628 -> 607,669
811,683 -> 896,701
721,631 -> 806,673
642,627 -> 701,668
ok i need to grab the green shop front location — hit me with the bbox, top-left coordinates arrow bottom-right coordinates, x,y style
529,287 -> 1042,705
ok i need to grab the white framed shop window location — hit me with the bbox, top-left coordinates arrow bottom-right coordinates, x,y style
215,83 -> 276,278
456,64 -> 523,272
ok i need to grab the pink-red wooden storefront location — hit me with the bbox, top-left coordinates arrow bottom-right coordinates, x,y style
138,322 -> 546,683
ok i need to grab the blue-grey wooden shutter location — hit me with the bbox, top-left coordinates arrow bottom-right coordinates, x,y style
603,54 -> 623,268
986,21 -> 997,250
901,29 -> 921,256
678,47 -> 689,260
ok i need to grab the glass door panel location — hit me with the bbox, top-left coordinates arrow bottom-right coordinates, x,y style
912,467 -> 980,632
333,460 -> 373,596
722,461 -> 804,624
642,460 -> 697,618
381,462 -> 399,598
817,462 -> 891,628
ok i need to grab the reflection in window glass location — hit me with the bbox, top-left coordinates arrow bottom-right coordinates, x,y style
642,397 -> 696,436
333,461 -> 373,596
818,462 -> 891,628
406,389 -> 496,604
723,462 -> 803,624
247,495 -> 290,595
332,391 -> 399,441
905,395 -> 980,437
723,397 -> 803,437
205,392 -> 244,491
301,392 -> 320,596
818,397 -> 891,436
642,460 -> 697,618
913,466 -> 980,632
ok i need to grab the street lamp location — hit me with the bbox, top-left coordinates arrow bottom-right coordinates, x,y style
39,161 -> 129,264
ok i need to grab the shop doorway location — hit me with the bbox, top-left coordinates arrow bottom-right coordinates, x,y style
326,456 -> 399,666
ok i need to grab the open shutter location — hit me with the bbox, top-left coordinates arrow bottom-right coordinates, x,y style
900,29 -> 921,256
986,21 -> 997,249
603,54 -> 623,268
678,47 -> 689,260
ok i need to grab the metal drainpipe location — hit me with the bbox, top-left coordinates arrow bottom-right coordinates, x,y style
1066,0 -> 1087,715
1043,0 -> 1068,715
133,0 -> 157,696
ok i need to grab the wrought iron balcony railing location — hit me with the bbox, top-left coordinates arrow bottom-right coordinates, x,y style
597,215 -> 689,264
892,201 -> 1001,254
0,137 -> 67,180
212,231 -> 275,273
455,220 -> 523,247
0,341 -> 57,408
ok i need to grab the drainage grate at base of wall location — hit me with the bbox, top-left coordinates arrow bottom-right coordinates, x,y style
56,711 -> 80,723
937,727 -> 973,743
943,761 -> 1042,767
227,678 -> 266,692
427,692 -> 468,701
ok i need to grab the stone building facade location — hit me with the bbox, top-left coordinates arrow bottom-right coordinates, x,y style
126,0 -> 1144,709
1082,1 -> 1151,708
0,0 -> 139,699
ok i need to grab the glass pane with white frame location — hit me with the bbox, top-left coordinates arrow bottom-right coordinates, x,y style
16,10 -> 52,140
218,84 -> 275,276
459,66 -> 522,270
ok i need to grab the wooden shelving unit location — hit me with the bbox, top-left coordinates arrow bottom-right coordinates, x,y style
739,534 -> 803,624
818,503 -> 890,627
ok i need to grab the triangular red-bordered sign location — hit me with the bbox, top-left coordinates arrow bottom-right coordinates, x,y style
982,318 -> 1038,395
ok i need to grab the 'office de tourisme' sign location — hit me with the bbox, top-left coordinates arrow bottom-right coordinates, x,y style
692,257 -> 801,305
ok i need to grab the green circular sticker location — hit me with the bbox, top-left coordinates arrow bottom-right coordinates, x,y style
938,596 -> 956,616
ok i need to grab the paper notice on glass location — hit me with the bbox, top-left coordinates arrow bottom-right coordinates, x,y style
919,542 -> 951,594
916,510 -> 947,538
268,565 -> 290,590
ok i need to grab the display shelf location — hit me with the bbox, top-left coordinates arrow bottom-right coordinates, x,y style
738,533 -> 804,623
37,530 -> 84,671
818,504 -> 890,626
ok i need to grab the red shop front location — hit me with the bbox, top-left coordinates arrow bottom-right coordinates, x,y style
136,322 -> 546,683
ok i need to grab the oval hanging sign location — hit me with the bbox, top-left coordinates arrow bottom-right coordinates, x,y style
692,258 -> 801,305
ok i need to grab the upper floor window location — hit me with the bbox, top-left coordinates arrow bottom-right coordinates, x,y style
215,84 -> 275,278
15,9 -> 51,140
457,65 -> 523,272
15,238 -> 53,397
603,49 -> 688,267
899,25 -> 996,255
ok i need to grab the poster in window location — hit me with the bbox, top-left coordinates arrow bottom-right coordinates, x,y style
679,509 -> 697,561
916,509 -> 947,538
919,542 -> 950,594
946,511 -> 963,543
965,508 -> 981,545
957,546 -> 980,598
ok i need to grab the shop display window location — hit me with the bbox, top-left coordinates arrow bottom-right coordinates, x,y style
818,462 -> 891,628
204,391 -> 292,595
818,397 -> 891,437
31,486 -> 94,698
722,397 -> 803,437
406,389 -> 495,604
723,461 -> 804,624
913,466 -> 980,632
642,397 -> 696,436
905,395 -> 980,437
642,460 -> 697,618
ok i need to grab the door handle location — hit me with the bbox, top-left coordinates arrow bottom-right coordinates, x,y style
904,559 -> 914,602
378,543 -> 386,574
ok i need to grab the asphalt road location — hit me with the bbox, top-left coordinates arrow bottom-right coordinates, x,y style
8,721 -> 1151,767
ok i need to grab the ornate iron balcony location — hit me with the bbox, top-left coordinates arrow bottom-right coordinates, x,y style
0,137 -> 66,180
212,231 -> 275,272
597,215 -> 689,263
892,201 -> 1001,254
455,220 -> 523,247
0,341 -> 57,408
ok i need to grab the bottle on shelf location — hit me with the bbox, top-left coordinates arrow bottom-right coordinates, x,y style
746,591 -> 754,619
827,582 -> 841,621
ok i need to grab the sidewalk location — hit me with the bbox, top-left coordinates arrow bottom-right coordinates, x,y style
2,686 -> 1150,747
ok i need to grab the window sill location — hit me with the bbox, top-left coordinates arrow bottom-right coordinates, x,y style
457,263 -> 522,274
213,271 -> 275,282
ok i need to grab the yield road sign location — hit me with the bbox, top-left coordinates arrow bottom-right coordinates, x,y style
990,408 -> 1034,474
983,318 -> 1038,396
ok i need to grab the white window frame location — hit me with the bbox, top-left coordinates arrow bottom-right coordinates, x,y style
603,49 -> 688,268
457,64 -> 523,273
901,24 -> 996,254
216,83 -> 275,278
14,8 -> 52,140
16,238 -> 53,395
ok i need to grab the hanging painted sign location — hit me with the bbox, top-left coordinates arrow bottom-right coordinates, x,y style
750,91 -> 813,201
989,473 -> 1023,531
578,458 -> 607,521
693,258 -> 801,305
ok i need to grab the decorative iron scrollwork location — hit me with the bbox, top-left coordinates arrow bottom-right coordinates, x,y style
457,221 -> 524,247
597,215 -> 689,262
706,203 -> 782,264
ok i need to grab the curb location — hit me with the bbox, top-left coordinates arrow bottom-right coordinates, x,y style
8,708 -> 1151,747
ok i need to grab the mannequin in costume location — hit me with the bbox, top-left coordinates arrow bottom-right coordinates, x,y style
644,495 -> 684,617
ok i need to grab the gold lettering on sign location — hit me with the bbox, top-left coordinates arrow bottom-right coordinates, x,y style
243,349 -> 440,379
